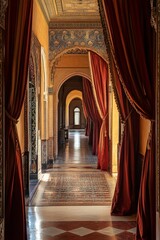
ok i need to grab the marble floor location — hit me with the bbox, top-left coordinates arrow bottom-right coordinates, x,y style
27,130 -> 136,239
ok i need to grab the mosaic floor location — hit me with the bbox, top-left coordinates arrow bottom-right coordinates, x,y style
30,171 -> 112,206
27,130 -> 136,239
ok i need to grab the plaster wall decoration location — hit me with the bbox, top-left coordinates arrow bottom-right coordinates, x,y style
29,84 -> 37,174
41,140 -> 48,166
30,34 -> 41,86
0,0 -> 8,29
48,137 -> 54,161
28,34 -> 41,177
24,90 -> 29,152
49,28 -> 107,61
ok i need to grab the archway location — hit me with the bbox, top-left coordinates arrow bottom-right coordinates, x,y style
65,90 -> 82,128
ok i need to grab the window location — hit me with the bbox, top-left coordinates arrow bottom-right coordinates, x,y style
74,107 -> 80,125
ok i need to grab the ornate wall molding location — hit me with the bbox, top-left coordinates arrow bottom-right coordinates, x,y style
48,137 -> 54,162
30,34 -> 41,86
49,21 -> 102,29
49,28 -> 107,61
41,140 -> 48,168
29,84 -> 37,174
28,33 -> 41,179
0,0 -> 8,29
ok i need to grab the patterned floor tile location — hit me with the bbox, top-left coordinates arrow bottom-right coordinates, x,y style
80,232 -> 117,240
127,227 -> 136,234
111,221 -> 136,230
31,172 -> 112,206
50,232 -> 82,240
41,227 -> 65,237
115,231 -> 135,240
28,221 -> 136,239
81,221 -> 111,230
27,131 -> 137,240
97,227 -> 124,236
69,227 -> 94,236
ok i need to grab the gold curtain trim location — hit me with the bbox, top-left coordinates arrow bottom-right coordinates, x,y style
99,0 -> 150,120
147,121 -> 154,150
98,0 -> 124,121
6,110 -> 18,124
123,109 -> 133,125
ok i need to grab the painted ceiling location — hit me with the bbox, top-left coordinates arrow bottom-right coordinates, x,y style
38,0 -> 100,22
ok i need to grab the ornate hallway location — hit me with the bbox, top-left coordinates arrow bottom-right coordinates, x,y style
27,130 -> 136,239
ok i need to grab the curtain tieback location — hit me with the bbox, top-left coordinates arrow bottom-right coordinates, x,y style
6,110 -> 18,124
123,109 -> 133,125
102,113 -> 108,137
147,120 -> 155,150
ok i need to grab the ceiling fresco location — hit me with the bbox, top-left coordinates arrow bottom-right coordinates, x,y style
38,0 -> 100,21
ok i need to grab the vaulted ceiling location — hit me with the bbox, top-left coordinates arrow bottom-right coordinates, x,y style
38,0 -> 100,22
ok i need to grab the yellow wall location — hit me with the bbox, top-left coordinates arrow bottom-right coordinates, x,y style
18,0 -> 49,149
32,0 -> 49,59
111,93 -> 119,173
55,54 -> 89,68
17,104 -> 25,152
139,117 -> 151,155
32,0 -> 49,140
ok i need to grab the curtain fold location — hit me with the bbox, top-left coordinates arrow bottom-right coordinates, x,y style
82,77 -> 101,155
99,0 -> 155,238
89,51 -> 109,170
110,59 -> 139,216
82,99 -> 90,136
5,1 -> 33,239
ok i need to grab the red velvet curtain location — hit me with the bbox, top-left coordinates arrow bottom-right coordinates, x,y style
110,60 -> 139,215
82,99 -> 90,136
100,0 -> 155,239
89,51 -> 109,170
82,77 -> 101,155
5,1 -> 33,239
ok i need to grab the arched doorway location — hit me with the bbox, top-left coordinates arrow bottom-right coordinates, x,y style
57,76 -> 86,148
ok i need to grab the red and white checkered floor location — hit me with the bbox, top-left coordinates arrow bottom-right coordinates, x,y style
27,131 -> 136,239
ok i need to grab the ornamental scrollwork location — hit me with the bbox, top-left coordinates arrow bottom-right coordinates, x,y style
49,28 -> 106,60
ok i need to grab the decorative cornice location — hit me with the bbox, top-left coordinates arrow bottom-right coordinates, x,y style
0,0 -> 8,29
49,21 -> 102,29
66,48 -> 88,55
